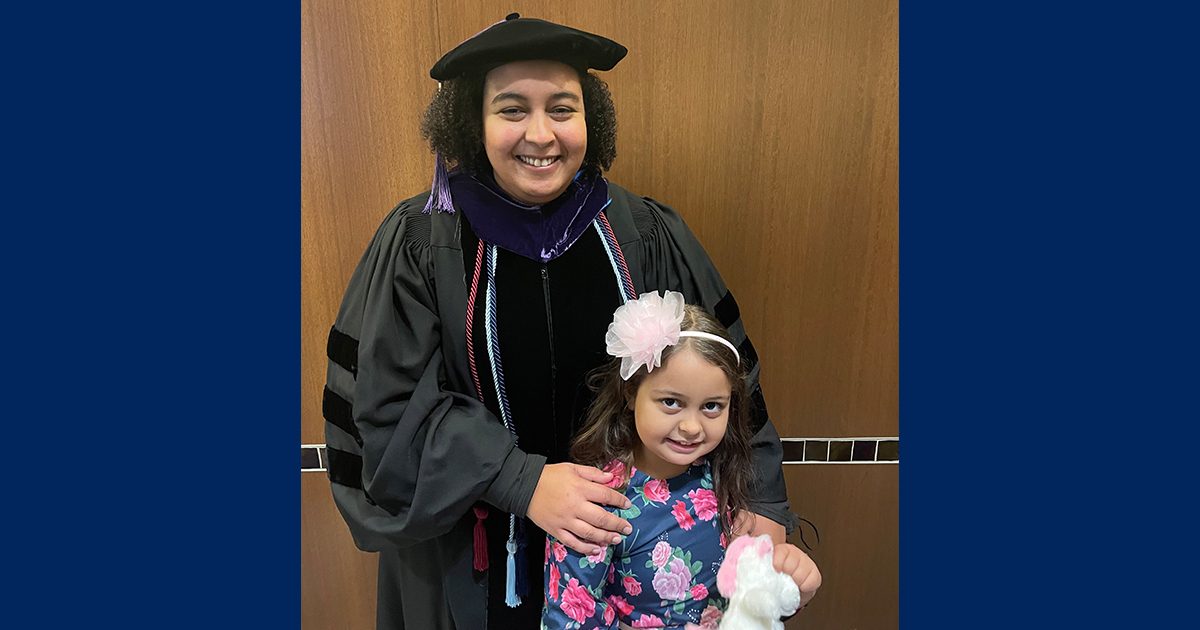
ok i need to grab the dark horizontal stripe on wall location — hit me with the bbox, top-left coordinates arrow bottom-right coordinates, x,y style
303,438 -> 898,471
302,445 -> 327,471
780,438 -> 898,464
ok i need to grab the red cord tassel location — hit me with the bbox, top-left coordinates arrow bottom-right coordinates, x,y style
472,506 -> 489,571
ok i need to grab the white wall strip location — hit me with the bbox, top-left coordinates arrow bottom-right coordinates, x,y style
779,437 -> 900,441
782,460 -> 900,464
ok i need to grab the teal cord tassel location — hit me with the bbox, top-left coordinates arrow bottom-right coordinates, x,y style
505,539 -> 521,607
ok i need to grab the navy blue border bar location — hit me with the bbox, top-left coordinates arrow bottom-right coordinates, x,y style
4,4 -> 297,628
896,1 -> 1200,626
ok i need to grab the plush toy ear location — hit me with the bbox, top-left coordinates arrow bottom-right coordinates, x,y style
752,534 -> 775,560
717,535 -> 754,597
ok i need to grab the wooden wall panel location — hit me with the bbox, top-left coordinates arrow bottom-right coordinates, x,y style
302,473 -> 379,630
782,465 -> 900,629
303,1 -> 898,628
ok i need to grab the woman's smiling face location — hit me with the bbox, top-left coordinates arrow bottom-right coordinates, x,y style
482,60 -> 587,205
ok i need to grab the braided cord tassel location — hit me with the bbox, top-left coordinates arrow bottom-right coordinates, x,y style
464,239 -> 488,572
472,506 -> 489,571
484,244 -> 521,607
505,532 -> 519,607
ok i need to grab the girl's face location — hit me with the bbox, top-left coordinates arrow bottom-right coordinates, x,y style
629,347 -> 731,480
481,60 -> 587,205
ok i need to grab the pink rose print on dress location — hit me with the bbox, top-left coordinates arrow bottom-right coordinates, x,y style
652,558 -> 693,600
685,488 -> 718,521
606,594 -> 634,616
651,541 -> 672,568
608,563 -> 616,583
553,541 -> 568,563
561,578 -> 596,624
643,478 -> 670,503
545,537 -> 551,565
622,575 -> 643,595
549,563 -> 561,600
720,533 -> 728,549
690,583 -> 708,600
604,604 -> 616,626
672,501 -> 696,530
603,460 -> 626,488
631,613 -> 665,628
700,605 -> 723,628
586,546 -> 607,564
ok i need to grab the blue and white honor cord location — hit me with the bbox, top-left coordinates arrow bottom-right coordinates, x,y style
484,243 -> 524,607
593,208 -> 637,303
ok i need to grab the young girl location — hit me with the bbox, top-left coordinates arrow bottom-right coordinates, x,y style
541,291 -> 818,630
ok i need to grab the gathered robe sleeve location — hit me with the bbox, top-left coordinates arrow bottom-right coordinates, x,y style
323,200 -> 546,552
617,190 -> 797,533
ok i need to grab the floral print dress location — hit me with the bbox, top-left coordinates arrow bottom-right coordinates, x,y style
541,459 -> 727,629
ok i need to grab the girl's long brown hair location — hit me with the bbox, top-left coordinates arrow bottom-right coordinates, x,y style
570,305 -> 755,542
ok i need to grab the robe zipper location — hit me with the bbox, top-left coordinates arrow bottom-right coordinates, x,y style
541,266 -> 558,452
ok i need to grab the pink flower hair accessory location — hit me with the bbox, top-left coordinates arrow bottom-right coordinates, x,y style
606,291 -> 686,380
605,290 -> 741,380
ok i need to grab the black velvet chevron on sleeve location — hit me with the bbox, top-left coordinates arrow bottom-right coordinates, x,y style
326,447 -> 362,489
322,386 -> 362,446
748,385 -> 769,435
714,290 -> 741,330
326,446 -> 376,506
738,337 -> 759,370
326,326 -> 359,377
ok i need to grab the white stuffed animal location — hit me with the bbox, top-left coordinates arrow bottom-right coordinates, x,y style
714,534 -> 801,630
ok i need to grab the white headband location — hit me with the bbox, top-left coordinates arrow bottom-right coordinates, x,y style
678,331 -> 741,363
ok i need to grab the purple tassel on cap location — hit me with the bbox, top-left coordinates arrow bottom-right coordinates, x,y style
422,150 -> 455,214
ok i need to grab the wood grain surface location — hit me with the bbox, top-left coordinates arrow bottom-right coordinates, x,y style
782,464 -> 900,629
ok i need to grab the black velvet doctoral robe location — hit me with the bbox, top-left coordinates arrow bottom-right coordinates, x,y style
322,182 -> 794,629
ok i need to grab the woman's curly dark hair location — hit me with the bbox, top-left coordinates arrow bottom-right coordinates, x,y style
419,69 -> 617,174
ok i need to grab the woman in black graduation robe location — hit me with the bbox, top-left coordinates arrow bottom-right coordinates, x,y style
321,15 -> 798,630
